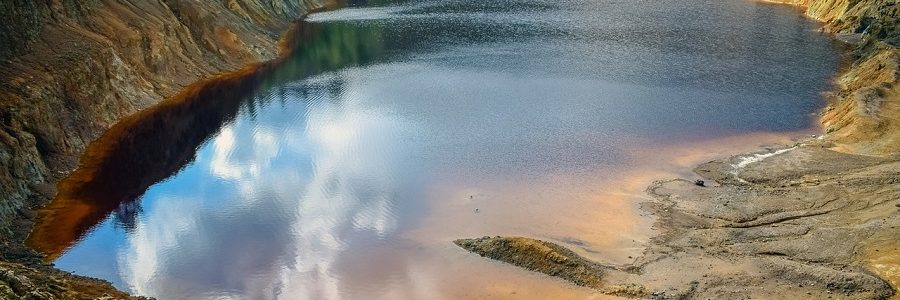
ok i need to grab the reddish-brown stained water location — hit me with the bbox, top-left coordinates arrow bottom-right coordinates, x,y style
27,16 -> 368,260
29,0 -> 841,298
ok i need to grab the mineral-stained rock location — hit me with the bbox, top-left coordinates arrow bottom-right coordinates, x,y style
0,0 -> 332,297
0,0 -> 332,234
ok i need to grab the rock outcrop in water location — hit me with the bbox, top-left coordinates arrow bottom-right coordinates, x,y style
0,0 -> 329,298
457,0 -> 900,299
454,237 -> 608,289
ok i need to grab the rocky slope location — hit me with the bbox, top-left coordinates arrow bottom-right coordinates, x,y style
0,0 -> 329,298
767,0 -> 899,155
0,0 -> 328,235
458,0 -> 900,299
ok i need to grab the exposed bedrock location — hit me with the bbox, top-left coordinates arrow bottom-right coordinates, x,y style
0,0 -> 328,237
766,0 -> 899,155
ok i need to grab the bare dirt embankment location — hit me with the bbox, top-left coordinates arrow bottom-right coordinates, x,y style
0,1 -> 331,298
457,1 -> 900,299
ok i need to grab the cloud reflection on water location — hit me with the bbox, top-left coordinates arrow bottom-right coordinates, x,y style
119,73 -> 424,299
38,0 -> 845,298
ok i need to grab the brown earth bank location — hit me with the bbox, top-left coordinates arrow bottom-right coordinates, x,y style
0,0 -> 336,298
456,0 -> 900,299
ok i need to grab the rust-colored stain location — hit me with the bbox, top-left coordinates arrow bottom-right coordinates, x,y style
25,6 -> 343,259
27,60 -> 273,260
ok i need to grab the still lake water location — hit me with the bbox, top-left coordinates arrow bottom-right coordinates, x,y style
32,0 -> 840,298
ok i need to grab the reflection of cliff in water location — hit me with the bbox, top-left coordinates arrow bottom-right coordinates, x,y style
27,20 -> 386,260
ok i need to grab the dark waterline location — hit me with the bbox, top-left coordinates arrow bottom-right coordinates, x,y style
27,15 -> 386,261
30,0 -> 841,298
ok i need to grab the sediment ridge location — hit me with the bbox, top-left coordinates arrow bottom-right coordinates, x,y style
457,0 -> 900,299
0,0 -> 331,298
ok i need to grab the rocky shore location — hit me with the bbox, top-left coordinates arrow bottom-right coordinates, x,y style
0,0 -> 332,298
457,0 -> 900,299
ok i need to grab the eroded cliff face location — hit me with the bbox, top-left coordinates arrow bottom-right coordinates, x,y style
823,43 -> 899,154
0,0 -> 326,298
782,0 -> 899,42
0,0 -> 327,235
767,0 -> 900,155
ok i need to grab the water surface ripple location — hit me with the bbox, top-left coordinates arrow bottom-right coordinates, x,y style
32,0 -> 840,298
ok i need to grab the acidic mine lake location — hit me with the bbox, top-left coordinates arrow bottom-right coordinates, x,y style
29,0 -> 842,298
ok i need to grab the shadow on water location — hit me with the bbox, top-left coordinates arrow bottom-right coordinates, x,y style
27,19 -> 386,260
